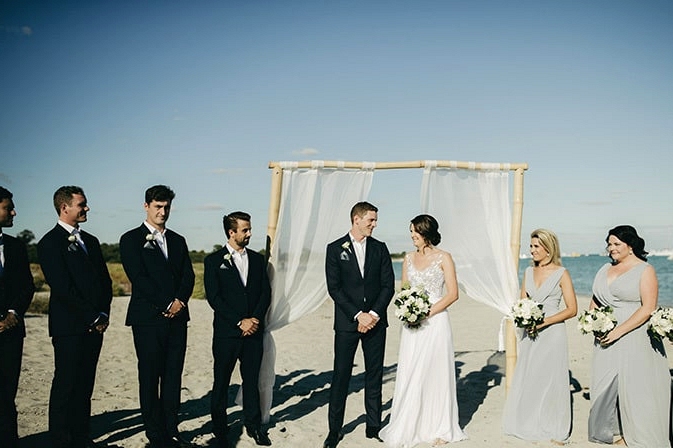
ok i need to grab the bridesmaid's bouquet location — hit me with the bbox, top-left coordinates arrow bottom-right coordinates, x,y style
394,282 -> 431,329
648,307 -> 673,342
511,297 -> 545,339
577,305 -> 617,339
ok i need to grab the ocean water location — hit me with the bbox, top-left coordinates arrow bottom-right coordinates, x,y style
392,255 -> 673,307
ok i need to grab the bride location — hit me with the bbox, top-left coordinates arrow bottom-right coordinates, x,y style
380,214 -> 467,447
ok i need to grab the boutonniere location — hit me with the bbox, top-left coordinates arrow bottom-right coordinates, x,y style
144,233 -> 156,249
340,241 -> 351,261
67,234 -> 79,252
220,252 -> 233,269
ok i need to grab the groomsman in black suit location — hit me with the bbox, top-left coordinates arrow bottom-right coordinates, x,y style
204,212 -> 272,448
323,202 -> 395,448
120,185 -> 195,448
37,186 -> 112,448
0,187 -> 35,448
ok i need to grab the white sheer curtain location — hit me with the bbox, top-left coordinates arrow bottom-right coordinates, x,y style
420,162 -> 519,347
257,162 -> 374,423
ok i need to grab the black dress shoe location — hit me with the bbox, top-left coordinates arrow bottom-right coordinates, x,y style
365,426 -> 382,441
246,427 -> 272,446
166,434 -> 194,448
322,431 -> 343,448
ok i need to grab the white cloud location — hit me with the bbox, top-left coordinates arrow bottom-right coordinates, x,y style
195,203 -> 224,211
211,168 -> 245,175
0,25 -> 32,36
292,147 -> 319,156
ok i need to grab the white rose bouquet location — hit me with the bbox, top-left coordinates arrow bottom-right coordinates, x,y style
578,305 -> 617,339
394,282 -> 431,329
511,297 -> 545,339
648,307 -> 673,342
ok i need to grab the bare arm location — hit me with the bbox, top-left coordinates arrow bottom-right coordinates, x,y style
519,269 -> 528,299
538,270 -> 578,330
428,252 -> 459,318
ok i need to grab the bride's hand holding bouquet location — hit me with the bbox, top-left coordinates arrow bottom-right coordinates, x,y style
394,282 -> 431,329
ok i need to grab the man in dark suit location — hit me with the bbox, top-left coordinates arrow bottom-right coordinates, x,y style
120,185 -> 195,448
204,212 -> 272,448
37,186 -> 112,448
323,201 -> 395,448
0,186 -> 35,448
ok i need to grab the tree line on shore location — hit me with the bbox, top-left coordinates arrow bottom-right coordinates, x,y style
18,228 -> 407,315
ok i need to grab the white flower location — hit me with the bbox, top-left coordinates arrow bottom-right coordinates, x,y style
224,253 -> 232,262
511,297 -> 545,338
67,235 -> 77,243
393,283 -> 431,329
145,233 -> 155,241
578,306 -> 617,339
649,307 -> 673,342
341,241 -> 351,251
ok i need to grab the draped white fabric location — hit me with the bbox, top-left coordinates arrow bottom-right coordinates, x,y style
420,164 -> 519,348
248,162 -> 519,422
257,165 -> 374,423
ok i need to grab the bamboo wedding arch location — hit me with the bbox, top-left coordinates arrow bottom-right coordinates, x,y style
265,159 -> 528,391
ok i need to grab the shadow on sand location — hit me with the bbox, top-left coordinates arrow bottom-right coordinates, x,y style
21,353 -> 518,446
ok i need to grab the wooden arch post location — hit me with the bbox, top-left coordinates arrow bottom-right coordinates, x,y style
266,160 -> 528,391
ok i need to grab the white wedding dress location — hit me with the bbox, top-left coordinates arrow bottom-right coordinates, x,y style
380,254 -> 467,447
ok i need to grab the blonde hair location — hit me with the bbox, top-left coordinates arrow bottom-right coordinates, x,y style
530,228 -> 562,266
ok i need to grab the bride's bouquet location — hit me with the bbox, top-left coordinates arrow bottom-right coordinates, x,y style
577,305 -> 617,339
511,297 -> 545,339
648,307 -> 673,342
394,282 -> 431,329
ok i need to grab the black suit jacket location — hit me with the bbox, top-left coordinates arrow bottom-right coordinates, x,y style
37,225 -> 112,337
325,234 -> 395,332
204,247 -> 271,339
0,234 -> 35,338
120,224 -> 195,326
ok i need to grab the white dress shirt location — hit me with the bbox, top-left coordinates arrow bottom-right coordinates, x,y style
58,220 -> 88,253
226,243 -> 248,286
144,222 -> 168,259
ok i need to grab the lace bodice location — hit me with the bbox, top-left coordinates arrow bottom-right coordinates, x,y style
406,254 -> 445,302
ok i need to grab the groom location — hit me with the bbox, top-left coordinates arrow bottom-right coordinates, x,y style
323,201 -> 395,448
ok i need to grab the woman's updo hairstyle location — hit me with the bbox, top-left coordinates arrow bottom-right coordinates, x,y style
606,225 -> 648,261
410,214 -> 441,246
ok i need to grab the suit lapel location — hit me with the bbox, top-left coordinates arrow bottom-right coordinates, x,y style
56,224 -> 89,261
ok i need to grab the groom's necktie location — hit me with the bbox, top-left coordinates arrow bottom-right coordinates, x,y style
154,231 -> 168,259
71,229 -> 88,254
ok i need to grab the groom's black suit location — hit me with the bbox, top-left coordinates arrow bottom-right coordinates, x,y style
37,224 -> 112,448
204,246 -> 271,439
120,224 -> 194,445
0,233 -> 35,448
325,233 -> 394,436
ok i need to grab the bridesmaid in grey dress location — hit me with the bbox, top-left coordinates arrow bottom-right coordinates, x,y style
503,229 -> 577,443
588,225 -> 670,447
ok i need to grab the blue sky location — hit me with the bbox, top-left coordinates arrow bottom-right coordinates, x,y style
2,0 -> 672,255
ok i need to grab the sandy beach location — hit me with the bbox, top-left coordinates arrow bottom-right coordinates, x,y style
15,293 -> 671,448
